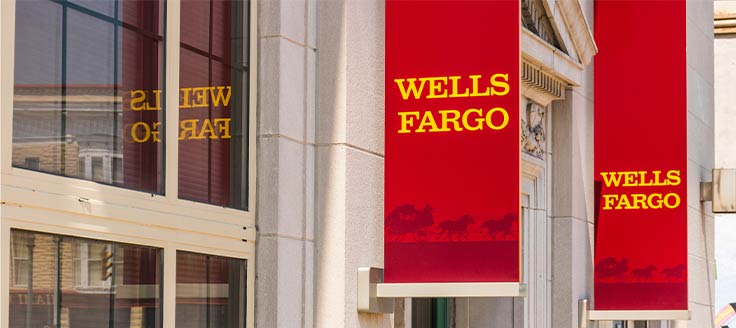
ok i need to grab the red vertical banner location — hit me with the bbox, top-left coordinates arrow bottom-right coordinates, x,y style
594,1 -> 688,310
384,0 -> 521,283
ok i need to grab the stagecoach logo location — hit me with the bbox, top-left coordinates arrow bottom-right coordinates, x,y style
595,257 -> 686,283
385,204 -> 518,243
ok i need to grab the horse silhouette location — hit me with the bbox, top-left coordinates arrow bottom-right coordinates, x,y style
386,204 -> 434,241
630,265 -> 656,281
436,214 -> 474,241
480,213 -> 515,240
595,257 -> 628,279
660,264 -> 686,281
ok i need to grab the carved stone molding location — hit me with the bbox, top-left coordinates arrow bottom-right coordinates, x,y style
520,59 -> 567,106
554,0 -> 598,66
521,101 -> 546,158
522,0 -> 564,52
715,1 -> 736,35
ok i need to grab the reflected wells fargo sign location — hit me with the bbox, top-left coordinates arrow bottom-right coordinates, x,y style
384,0 -> 521,284
124,86 -> 233,143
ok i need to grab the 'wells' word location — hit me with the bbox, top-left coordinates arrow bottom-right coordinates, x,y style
130,86 -> 232,110
394,74 -> 511,134
128,86 -> 232,143
599,170 -> 682,210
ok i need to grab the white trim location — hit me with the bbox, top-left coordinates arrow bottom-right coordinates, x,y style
0,220 -> 10,328
246,0 -> 258,326
0,0 -> 15,173
163,246 -> 176,328
588,310 -> 690,321
376,282 -> 527,298
165,0 -> 181,202
1,172 -> 254,226
248,0 -> 258,222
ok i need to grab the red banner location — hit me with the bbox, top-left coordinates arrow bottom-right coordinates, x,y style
384,0 -> 520,283
594,0 -> 687,310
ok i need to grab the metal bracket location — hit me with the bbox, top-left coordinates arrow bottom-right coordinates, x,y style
357,267 -> 394,313
701,181 -> 713,202
578,299 -> 590,328
578,299 -> 690,328
358,267 -> 527,314
703,168 -> 736,212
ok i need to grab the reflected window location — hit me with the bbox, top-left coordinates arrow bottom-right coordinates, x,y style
9,229 -> 162,328
12,0 -> 165,193
73,242 -> 124,289
179,0 -> 249,209
11,237 -> 31,287
176,251 -> 246,327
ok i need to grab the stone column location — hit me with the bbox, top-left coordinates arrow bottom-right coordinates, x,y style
314,0 -> 391,326
550,86 -> 595,328
256,0 -> 317,326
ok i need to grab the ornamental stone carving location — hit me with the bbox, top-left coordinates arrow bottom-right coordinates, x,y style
521,101 -> 546,158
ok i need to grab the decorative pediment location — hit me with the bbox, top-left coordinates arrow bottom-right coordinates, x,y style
522,0 -> 597,67
522,0 -> 566,53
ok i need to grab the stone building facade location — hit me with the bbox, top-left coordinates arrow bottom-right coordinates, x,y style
0,0 -> 717,327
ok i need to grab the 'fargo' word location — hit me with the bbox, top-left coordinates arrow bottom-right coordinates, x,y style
130,118 -> 231,143
398,108 -> 508,133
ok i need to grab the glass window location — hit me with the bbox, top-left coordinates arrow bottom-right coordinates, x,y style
179,0 -> 249,210
12,0 -> 165,194
24,157 -> 39,170
11,236 -> 31,287
92,156 -> 104,182
9,229 -> 162,328
176,251 -> 246,328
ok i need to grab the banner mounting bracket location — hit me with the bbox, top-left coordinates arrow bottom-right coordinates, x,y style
358,267 -> 527,314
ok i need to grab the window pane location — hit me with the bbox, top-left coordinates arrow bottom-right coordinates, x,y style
176,251 -> 246,328
179,0 -> 249,210
9,229 -> 162,328
13,0 -> 164,194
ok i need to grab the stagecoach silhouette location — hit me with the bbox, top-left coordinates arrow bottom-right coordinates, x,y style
386,204 -> 434,241
386,205 -> 519,242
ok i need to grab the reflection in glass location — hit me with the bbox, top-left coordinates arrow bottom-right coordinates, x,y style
13,0 -> 164,193
176,251 -> 246,328
179,0 -> 249,209
9,229 -> 162,328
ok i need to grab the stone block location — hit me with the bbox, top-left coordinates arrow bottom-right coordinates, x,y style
686,16 -> 715,87
277,137 -> 306,238
304,241 -> 315,328
305,145 -> 316,241
256,136 -> 305,238
306,49 -> 317,144
258,37 -> 281,136
259,0 -> 307,43
687,113 -> 714,170
257,136 -> 280,234
345,147 -> 384,266
688,255 -> 714,307
256,236 -> 279,326
276,237 -> 305,327
277,38 -> 306,140
688,65 -> 715,130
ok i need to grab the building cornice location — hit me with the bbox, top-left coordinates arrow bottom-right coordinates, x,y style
553,0 -> 598,66
715,1 -> 736,35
